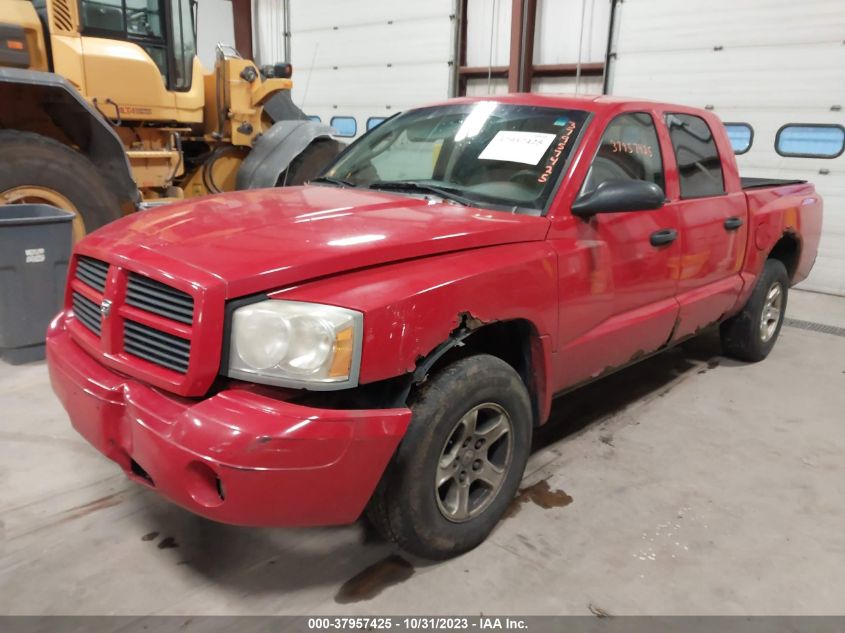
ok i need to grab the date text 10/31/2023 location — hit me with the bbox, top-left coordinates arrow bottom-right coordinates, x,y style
306,617 -> 529,630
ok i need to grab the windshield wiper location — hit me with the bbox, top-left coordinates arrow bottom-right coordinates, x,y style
310,176 -> 357,188
367,180 -> 474,206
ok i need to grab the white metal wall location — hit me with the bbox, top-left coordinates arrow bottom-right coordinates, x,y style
464,0 -> 610,97
533,0 -> 609,66
609,0 -> 845,295
278,0 -> 457,139
196,0 -> 235,70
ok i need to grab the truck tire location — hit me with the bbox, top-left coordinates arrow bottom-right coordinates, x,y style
277,138 -> 344,186
367,354 -> 532,559
720,259 -> 789,362
0,130 -> 122,242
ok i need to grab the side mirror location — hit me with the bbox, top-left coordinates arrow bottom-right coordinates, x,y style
571,179 -> 665,217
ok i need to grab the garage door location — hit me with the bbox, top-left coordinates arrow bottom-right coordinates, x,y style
270,0 -> 457,140
608,0 -> 845,295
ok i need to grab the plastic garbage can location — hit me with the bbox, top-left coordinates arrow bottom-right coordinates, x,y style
0,204 -> 74,364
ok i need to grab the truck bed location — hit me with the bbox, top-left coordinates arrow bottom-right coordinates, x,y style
741,177 -> 807,190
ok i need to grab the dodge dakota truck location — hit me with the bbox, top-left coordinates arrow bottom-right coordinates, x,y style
47,94 -> 822,559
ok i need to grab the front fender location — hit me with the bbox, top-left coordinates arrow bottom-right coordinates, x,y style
268,241 -> 559,388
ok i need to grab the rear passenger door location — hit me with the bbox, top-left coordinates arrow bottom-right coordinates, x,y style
663,113 -> 748,341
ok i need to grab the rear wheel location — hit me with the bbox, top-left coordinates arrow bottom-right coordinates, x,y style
720,259 -> 789,362
367,354 -> 532,559
0,130 -> 122,242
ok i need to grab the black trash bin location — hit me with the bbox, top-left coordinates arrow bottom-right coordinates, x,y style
0,204 -> 74,364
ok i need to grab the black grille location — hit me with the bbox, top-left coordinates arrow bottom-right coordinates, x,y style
75,256 -> 109,292
123,319 -> 190,373
72,291 -> 102,336
126,273 -> 194,325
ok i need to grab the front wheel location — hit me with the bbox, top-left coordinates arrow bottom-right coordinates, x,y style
367,354 -> 532,559
720,259 -> 789,362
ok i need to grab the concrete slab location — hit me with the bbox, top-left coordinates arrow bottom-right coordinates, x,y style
1,290 -> 843,616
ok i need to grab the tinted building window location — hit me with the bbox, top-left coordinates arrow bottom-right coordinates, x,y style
581,112 -> 665,196
367,117 -> 387,131
665,113 -> 725,198
776,124 -> 845,158
724,123 -> 753,154
331,116 -> 357,137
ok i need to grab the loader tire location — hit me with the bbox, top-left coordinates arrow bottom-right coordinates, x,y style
278,138 -> 344,186
0,130 -> 122,242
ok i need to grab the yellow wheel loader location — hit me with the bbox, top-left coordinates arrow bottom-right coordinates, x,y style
0,0 -> 341,240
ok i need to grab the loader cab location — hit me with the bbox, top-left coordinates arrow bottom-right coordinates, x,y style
78,0 -> 197,92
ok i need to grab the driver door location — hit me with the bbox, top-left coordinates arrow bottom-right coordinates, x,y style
550,111 -> 681,390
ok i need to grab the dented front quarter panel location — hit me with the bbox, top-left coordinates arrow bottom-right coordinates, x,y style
270,240 -> 558,387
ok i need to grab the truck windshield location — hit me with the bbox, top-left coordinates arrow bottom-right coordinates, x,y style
323,102 -> 589,212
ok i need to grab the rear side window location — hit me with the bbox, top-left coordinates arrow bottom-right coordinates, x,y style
724,123 -> 753,154
331,116 -> 357,137
665,113 -> 725,198
581,112 -> 665,196
775,124 -> 845,158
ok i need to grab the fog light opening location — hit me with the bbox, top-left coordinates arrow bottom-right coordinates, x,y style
185,461 -> 225,508
130,459 -> 155,486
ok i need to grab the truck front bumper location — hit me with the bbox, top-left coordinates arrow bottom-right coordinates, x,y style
46,316 -> 412,527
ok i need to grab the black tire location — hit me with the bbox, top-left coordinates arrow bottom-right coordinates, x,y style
367,354 -> 532,559
0,130 -> 122,238
720,259 -> 789,362
278,138 -> 344,186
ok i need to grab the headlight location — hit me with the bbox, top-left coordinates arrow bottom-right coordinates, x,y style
226,299 -> 363,389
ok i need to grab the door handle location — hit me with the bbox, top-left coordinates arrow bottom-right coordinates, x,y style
724,217 -> 744,231
650,228 -> 678,247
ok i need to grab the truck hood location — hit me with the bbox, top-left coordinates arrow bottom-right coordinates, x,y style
84,186 -> 550,297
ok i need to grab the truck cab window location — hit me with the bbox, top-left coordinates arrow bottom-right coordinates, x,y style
581,112 -> 665,196
170,0 -> 196,91
665,113 -> 725,198
79,0 -> 194,92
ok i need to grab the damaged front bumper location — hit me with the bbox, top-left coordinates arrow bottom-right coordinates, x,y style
46,314 -> 412,527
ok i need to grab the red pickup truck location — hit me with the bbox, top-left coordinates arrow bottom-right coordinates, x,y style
47,95 -> 822,559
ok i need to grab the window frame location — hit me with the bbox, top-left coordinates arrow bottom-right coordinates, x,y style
330,116 -> 358,138
774,123 -> 845,159
723,122 -> 754,155
664,111 -> 727,200
578,110 -> 667,200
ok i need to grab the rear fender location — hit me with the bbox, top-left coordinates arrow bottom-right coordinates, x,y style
731,183 -> 822,313
235,120 -> 336,190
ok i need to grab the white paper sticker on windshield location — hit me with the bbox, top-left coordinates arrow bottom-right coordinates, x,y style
478,131 -> 557,165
